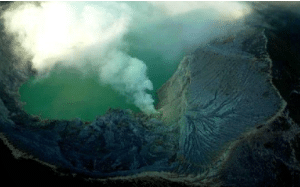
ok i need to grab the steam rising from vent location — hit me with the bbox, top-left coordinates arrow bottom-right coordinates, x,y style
1,1 -> 252,115
2,1 -> 157,114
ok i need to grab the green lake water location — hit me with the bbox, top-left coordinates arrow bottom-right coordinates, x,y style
19,34 -> 184,121
17,1 -> 216,121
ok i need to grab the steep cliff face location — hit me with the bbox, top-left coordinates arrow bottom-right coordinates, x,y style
157,28 -> 286,174
0,15 -> 34,126
154,15 -> 300,185
1,2 -> 300,187
156,55 -> 191,125
217,6 -> 300,186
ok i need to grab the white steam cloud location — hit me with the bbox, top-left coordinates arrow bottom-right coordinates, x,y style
2,1 -> 157,114
1,1 -> 252,115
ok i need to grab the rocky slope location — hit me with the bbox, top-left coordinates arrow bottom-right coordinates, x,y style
1,2 -> 300,187
157,27 -> 286,174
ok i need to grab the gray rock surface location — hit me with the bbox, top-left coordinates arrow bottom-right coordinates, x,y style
1,2 -> 300,187
157,27 -> 286,175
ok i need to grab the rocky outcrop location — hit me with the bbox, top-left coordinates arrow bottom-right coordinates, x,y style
2,2 -> 300,187
219,109 -> 300,187
157,27 -> 286,175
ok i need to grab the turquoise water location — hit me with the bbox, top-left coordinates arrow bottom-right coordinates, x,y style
20,65 -> 139,121
10,1 -> 242,121
18,2 -> 209,121
19,33 -> 184,121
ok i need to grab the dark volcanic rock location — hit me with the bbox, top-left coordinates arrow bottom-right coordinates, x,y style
219,109 -> 300,187
157,27 -> 285,175
2,2 -> 300,187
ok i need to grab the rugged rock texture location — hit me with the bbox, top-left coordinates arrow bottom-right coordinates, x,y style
217,5 -> 300,187
219,109 -> 300,187
1,2 -> 300,187
1,108 -> 180,176
157,28 -> 286,177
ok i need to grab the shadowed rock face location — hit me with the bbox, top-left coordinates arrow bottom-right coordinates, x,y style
157,27 -> 285,175
1,2 -> 300,187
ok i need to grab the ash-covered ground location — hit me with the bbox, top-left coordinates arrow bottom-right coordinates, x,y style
1,2 -> 300,187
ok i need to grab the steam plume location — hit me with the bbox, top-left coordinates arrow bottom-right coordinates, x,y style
1,1 -> 252,115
